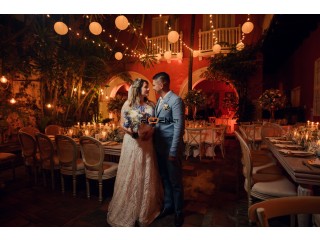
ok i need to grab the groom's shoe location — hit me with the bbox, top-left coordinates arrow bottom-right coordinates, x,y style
174,213 -> 184,227
157,207 -> 174,219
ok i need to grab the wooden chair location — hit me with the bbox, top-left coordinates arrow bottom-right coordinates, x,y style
35,133 -> 60,189
248,196 -> 320,226
234,131 -> 297,210
185,128 -> 205,161
18,132 -> 41,184
19,126 -> 40,138
55,135 -> 85,197
45,125 -> 63,135
79,136 -> 118,203
204,126 -> 226,159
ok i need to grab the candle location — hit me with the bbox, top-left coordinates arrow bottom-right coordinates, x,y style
85,130 -> 89,136
307,120 -> 310,126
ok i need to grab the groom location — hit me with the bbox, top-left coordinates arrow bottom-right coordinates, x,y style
152,72 -> 185,227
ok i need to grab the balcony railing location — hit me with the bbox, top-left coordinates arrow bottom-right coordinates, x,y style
198,25 -> 242,58
145,26 -> 241,61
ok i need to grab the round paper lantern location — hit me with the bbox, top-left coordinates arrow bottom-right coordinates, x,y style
115,15 -> 129,30
155,53 -> 161,61
164,51 -> 172,60
193,50 -> 200,58
54,21 -> 68,35
177,52 -> 183,60
115,52 -> 123,60
167,31 -> 179,43
89,22 -> 102,35
242,21 -> 254,34
212,44 -> 221,54
236,42 -> 245,51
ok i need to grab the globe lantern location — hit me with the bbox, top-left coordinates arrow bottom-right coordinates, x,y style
167,31 -> 179,43
242,21 -> 254,34
212,44 -> 221,54
115,52 -> 123,60
193,50 -> 200,58
115,15 -> 129,31
89,22 -> 102,35
54,22 -> 68,35
164,51 -> 172,60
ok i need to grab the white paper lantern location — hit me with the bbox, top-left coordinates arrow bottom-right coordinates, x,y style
177,52 -> 183,60
242,21 -> 254,34
164,51 -> 172,60
212,44 -> 221,54
54,21 -> 68,35
193,50 -> 200,58
236,42 -> 245,51
155,53 -> 161,61
167,31 -> 179,43
115,15 -> 129,31
115,52 -> 123,60
89,22 -> 102,35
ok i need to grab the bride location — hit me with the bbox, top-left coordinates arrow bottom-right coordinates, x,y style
107,78 -> 163,227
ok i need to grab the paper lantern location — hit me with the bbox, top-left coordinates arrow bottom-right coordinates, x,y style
115,52 -> 123,60
155,53 -> 161,61
164,51 -> 172,60
242,21 -> 254,34
115,15 -> 129,30
193,50 -> 200,58
167,31 -> 179,43
212,44 -> 221,54
177,52 -> 183,60
236,42 -> 245,51
89,22 -> 102,35
54,21 -> 68,35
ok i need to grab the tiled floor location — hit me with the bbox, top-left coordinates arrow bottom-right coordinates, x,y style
0,136 -> 249,227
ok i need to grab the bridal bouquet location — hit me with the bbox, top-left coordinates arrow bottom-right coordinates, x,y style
123,108 -> 151,139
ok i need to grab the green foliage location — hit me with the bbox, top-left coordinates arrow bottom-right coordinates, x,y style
183,89 -> 206,108
106,95 -> 126,113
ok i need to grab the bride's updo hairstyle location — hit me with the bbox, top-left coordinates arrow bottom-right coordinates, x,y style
128,78 -> 149,107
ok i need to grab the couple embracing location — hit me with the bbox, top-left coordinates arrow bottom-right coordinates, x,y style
107,72 -> 185,227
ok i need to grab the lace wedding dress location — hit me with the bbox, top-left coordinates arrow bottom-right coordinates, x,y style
107,102 -> 163,227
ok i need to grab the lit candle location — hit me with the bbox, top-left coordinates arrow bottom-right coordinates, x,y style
77,122 -> 80,127
112,123 -> 115,130
102,130 -> 107,139
85,130 -> 89,136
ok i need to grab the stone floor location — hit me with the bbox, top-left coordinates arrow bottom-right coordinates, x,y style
0,136 -> 249,228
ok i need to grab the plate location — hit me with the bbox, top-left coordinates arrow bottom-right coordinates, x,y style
307,159 -> 320,167
279,149 -> 314,157
274,144 -> 302,149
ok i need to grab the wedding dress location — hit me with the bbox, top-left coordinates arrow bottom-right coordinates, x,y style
107,101 -> 163,227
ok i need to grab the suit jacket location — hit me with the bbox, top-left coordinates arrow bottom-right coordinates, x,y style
154,91 -> 185,157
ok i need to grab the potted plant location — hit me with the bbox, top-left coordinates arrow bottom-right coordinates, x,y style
183,89 -> 206,120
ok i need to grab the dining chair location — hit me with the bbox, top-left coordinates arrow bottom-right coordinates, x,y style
19,126 -> 40,138
184,128 -> 205,161
45,125 -> 63,135
0,152 -> 16,181
79,136 -> 118,203
55,135 -> 85,197
204,126 -> 226,159
18,131 -> 41,184
248,196 -> 320,226
35,133 -> 60,190
234,131 -> 297,210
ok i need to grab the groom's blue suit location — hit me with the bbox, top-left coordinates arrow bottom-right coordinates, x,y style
154,91 -> 185,215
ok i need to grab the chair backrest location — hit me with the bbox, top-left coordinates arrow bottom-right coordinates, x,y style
45,125 -> 62,135
248,196 -> 320,226
185,128 -> 204,146
35,133 -> 55,165
79,136 -> 104,173
210,127 -> 225,145
19,126 -> 40,138
18,131 -> 37,160
55,134 -> 79,169
261,122 -> 284,140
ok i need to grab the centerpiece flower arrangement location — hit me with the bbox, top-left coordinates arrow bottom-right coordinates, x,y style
222,94 -> 238,117
184,89 -> 206,120
258,89 -> 286,119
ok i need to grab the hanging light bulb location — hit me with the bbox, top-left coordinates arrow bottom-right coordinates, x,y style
9,98 -> 16,104
46,103 -> 52,108
1,76 -> 8,84
236,42 -> 245,51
